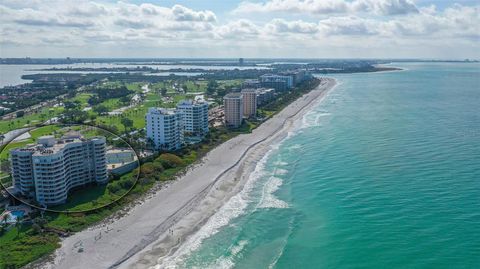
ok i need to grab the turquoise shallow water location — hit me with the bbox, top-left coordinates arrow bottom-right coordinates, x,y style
165,63 -> 480,268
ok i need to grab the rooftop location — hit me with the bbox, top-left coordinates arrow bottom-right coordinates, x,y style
107,148 -> 136,155
12,135 -> 105,156
224,93 -> 243,99
257,87 -> 275,92
148,107 -> 178,115
177,99 -> 208,106
260,74 -> 290,78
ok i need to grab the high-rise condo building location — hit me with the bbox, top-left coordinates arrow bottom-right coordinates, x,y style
176,99 -> 209,137
241,88 -> 257,118
260,74 -> 294,91
223,93 -> 243,128
10,134 -> 107,206
256,88 -> 275,106
242,79 -> 261,89
281,70 -> 312,86
146,107 -> 184,151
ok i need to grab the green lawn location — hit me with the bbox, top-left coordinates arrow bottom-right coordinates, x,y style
99,98 -> 123,111
184,80 -> 207,92
95,90 -> 196,132
0,107 -> 63,134
126,82 -> 143,93
0,79 -> 221,135
0,227 -> 60,269
29,125 -> 61,139
71,93 -> 93,106
49,184 -> 124,213
0,140 -> 32,162
150,79 -> 210,94
96,107 -> 147,131
1,125 -> 61,158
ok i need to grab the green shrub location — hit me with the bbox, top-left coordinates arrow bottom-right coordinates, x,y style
119,177 -> 135,189
107,183 -> 121,194
157,153 -> 184,169
138,177 -> 154,186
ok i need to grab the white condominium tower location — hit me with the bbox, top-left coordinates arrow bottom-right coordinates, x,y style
146,107 -> 184,151
176,99 -> 209,137
241,88 -> 258,118
10,134 -> 107,206
223,93 -> 243,128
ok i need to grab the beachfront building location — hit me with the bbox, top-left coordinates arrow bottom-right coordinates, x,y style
10,134 -> 107,206
146,107 -> 184,151
223,93 -> 243,128
242,79 -> 261,89
260,74 -> 294,91
256,88 -> 275,106
281,70 -> 312,86
241,88 -> 257,118
176,99 -> 209,137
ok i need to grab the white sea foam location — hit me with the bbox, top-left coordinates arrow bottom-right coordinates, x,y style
288,144 -> 303,150
257,176 -> 289,209
200,239 -> 249,269
205,258 -> 234,269
300,109 -> 331,129
156,149 -> 273,268
274,168 -> 288,175
267,224 -> 292,269
230,240 -> 248,256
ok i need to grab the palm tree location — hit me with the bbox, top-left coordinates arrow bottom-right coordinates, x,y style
1,213 -> 10,226
15,216 -> 22,236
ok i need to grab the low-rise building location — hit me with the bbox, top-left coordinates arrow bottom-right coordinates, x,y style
146,108 -> 184,151
241,88 -> 257,118
106,148 -> 136,165
10,134 -> 107,206
223,93 -> 243,128
106,148 -> 138,175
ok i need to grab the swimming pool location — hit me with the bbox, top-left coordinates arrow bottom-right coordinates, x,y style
10,210 -> 25,218
2,210 -> 25,224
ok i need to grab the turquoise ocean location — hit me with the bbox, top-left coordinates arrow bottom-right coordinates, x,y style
162,63 -> 480,268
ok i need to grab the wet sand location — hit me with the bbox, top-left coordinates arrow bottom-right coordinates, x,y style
38,78 -> 337,269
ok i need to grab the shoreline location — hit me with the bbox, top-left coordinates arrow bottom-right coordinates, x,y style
37,78 -> 337,269
120,78 -> 338,269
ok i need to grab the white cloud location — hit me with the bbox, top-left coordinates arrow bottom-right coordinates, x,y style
171,4 -> 216,22
267,19 -> 319,34
215,19 -> 260,39
0,1 -> 218,44
352,0 -> 418,15
319,16 -> 378,35
66,2 -> 108,17
234,0 -> 419,16
383,5 -> 480,39
0,1 -> 478,58
234,0 -> 347,14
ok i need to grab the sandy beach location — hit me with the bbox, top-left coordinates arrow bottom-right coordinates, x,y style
36,78 -> 337,269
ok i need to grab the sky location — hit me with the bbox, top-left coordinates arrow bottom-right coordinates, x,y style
0,0 -> 479,59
